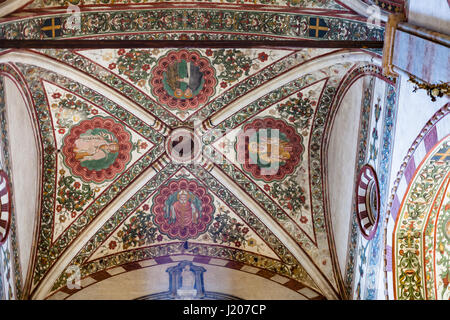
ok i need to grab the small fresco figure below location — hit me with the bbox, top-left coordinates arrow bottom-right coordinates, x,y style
164,60 -> 204,99
166,260 -> 206,300
180,265 -> 196,290
73,128 -> 119,170
165,190 -> 202,228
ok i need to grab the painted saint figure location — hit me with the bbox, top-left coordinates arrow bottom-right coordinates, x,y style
164,190 -> 202,228
248,130 -> 293,168
73,128 -> 119,170
180,265 -> 196,290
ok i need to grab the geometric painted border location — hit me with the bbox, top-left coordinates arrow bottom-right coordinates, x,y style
0,170 -> 11,245
355,164 -> 381,240
45,255 -> 325,301
383,102 -> 450,299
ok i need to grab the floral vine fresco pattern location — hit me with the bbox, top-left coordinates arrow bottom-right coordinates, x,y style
0,5 -> 390,296
26,55 -> 355,298
0,8 -> 384,42
394,138 -> 450,300
26,0 -> 346,9
78,48 -> 290,121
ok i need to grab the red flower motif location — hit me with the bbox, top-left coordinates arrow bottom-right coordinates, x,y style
140,142 -> 148,149
289,116 -> 295,122
242,227 -> 249,234
214,222 -> 220,228
91,109 -> 98,115
157,235 -> 163,242
220,81 -> 228,88
219,141 -> 227,149
205,49 -> 213,56
142,64 -> 150,71
74,182 -> 81,189
58,128 -> 65,134
118,49 -> 125,55
257,52 -> 268,62
300,216 -> 308,224
242,64 -> 250,71
56,205 -> 62,212
52,92 -> 61,99
235,241 -> 241,247
263,184 -> 271,191
442,274 -> 449,288
287,203 -> 293,210
71,211 -> 76,218
108,241 -> 117,250
108,63 -> 117,70
143,204 -> 150,211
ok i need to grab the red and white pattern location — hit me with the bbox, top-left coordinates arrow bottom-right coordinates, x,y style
356,164 -> 380,240
0,170 -> 11,245
46,255 -> 324,300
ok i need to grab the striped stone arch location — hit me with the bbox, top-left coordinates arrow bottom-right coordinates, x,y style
384,103 -> 450,300
356,164 -> 381,240
0,169 -> 11,245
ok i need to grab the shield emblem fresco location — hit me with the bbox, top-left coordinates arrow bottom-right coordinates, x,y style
150,50 -> 217,111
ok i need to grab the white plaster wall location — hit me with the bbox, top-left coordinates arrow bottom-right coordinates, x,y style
4,77 -> 39,287
327,78 -> 364,278
407,0 -> 450,35
67,263 -> 306,300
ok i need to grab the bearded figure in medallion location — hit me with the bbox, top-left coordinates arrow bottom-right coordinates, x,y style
152,178 -> 214,240
164,190 -> 202,228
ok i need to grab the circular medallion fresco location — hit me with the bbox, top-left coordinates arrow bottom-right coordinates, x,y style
152,179 -> 215,240
236,118 -> 303,182
0,170 -> 11,245
62,117 -> 133,184
165,128 -> 202,164
150,50 -> 216,110
355,164 -> 380,240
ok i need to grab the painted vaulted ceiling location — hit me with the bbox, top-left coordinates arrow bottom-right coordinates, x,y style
0,0 -> 404,300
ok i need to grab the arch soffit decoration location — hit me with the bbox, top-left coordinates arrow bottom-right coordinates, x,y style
0,65 -> 44,298
321,58 -> 397,293
384,103 -> 450,300
0,3 -> 385,42
48,255 -> 325,300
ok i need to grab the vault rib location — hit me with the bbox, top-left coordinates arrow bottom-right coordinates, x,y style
206,50 -> 379,130
208,165 -> 339,300
30,156 -> 167,299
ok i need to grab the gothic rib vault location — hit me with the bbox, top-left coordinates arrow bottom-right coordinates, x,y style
0,0 -> 402,300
